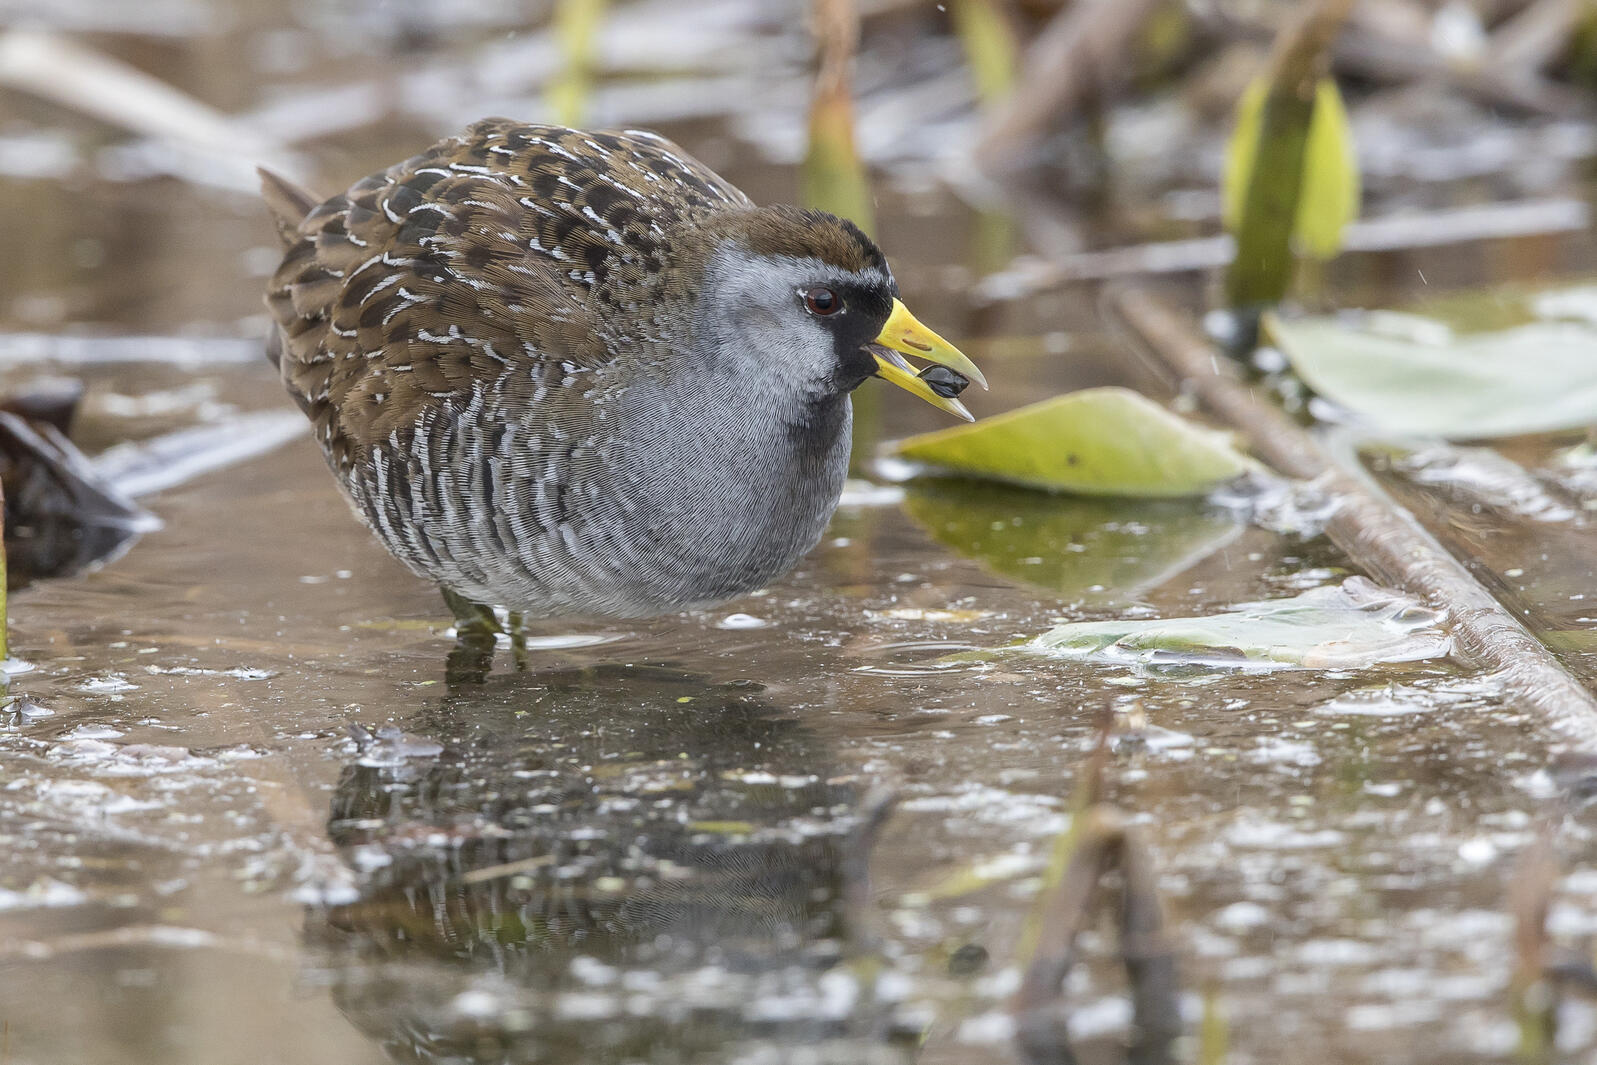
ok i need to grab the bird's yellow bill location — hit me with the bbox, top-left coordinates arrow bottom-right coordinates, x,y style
870,299 -> 987,421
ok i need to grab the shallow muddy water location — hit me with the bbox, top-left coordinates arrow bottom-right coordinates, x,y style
7,4 -> 1597,1064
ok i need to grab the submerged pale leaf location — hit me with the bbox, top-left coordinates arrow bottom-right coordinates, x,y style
1267,312 -> 1597,439
1027,578 -> 1449,672
890,388 -> 1253,497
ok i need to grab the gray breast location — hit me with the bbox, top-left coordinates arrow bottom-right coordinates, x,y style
342,390 -> 853,618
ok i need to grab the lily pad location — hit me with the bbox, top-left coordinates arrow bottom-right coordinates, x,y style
890,388 -> 1254,497
1266,312 -> 1597,440
902,479 -> 1243,603
1026,577 -> 1449,673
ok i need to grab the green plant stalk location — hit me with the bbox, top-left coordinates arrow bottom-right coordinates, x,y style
1568,0 -> 1597,86
1514,978 -> 1555,1065
951,0 -> 1018,106
1197,983 -> 1229,1065
802,88 -> 874,235
969,207 -> 1018,279
1224,88 -> 1314,307
805,0 -> 873,235
547,0 -> 606,127
1223,0 -> 1354,307
847,371 -> 879,474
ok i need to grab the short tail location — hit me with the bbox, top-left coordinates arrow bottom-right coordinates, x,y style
258,166 -> 320,246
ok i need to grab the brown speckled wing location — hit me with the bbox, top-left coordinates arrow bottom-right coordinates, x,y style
264,118 -> 752,472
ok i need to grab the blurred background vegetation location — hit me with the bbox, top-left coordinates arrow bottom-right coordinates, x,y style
3,0 -> 1597,337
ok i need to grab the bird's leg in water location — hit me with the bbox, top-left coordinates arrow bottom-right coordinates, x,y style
442,586 -> 498,685
506,610 -> 529,671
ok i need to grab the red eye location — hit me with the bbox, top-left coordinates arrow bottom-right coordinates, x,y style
803,286 -> 841,316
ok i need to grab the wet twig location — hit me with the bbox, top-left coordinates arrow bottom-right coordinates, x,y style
0,333 -> 264,366
1107,287 -> 1597,748
0,924 -> 294,964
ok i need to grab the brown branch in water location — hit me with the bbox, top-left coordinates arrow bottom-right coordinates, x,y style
975,0 -> 1165,172
1106,286 -> 1597,749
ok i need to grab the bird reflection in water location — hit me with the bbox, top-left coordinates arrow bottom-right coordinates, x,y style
302,663 -> 913,1065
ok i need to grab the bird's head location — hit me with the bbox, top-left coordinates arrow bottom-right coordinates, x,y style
692,205 -> 986,421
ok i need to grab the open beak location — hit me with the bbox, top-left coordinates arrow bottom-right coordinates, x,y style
869,299 -> 987,421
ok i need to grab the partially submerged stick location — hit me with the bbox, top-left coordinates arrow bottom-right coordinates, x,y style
1009,712 -> 1179,1064
1011,805 -> 1180,1065
1107,286 -> 1597,748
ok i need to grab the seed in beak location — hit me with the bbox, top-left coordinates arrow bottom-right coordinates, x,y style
918,364 -> 971,399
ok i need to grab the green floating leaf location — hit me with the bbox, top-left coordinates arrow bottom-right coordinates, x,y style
1267,312 -> 1597,439
1027,578 -> 1449,673
902,479 -> 1242,603
1222,76 -> 1360,262
890,387 -> 1254,498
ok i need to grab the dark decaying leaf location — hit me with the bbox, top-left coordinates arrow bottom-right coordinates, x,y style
0,411 -> 156,586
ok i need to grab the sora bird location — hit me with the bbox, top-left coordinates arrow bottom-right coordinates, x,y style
260,118 -> 984,634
